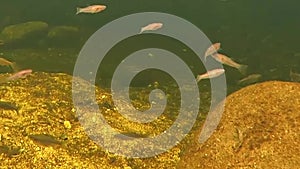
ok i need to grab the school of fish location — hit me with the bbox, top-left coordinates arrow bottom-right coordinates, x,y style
0,4 -> 298,87
198,42 -> 267,85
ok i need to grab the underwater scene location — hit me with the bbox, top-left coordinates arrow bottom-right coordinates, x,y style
0,0 -> 299,168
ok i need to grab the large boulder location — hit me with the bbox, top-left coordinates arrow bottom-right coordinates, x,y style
178,81 -> 300,169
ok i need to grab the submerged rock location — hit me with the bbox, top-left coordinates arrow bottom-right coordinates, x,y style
178,81 -> 300,169
46,25 -> 80,47
47,25 -> 79,40
0,21 -> 48,44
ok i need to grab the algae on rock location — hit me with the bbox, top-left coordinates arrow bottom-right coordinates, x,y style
0,21 -> 48,43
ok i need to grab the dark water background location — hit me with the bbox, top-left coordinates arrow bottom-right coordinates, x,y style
0,0 -> 299,91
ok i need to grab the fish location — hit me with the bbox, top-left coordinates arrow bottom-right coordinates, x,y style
197,68 -> 225,82
7,69 -> 32,81
290,69 -> 300,82
0,101 -> 18,111
212,53 -> 248,75
0,57 -> 18,72
204,43 -> 221,61
139,22 -> 163,34
0,57 -> 13,66
29,134 -> 61,147
76,5 -> 107,15
237,74 -> 262,86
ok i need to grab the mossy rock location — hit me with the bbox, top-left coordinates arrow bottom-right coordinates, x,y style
0,21 -> 48,43
178,81 -> 300,169
46,25 -> 80,47
47,26 -> 79,40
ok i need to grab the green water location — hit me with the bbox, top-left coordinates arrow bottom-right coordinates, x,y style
0,0 -> 299,88
0,0 -> 299,167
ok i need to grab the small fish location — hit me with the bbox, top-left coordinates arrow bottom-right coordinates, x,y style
139,22 -> 163,34
204,43 -> 221,61
197,69 -> 225,82
212,53 -> 248,75
0,58 -> 13,66
76,5 -> 107,15
29,134 -> 61,147
0,57 -> 18,72
238,74 -> 262,86
290,69 -> 300,82
7,69 -> 32,81
0,101 -> 18,111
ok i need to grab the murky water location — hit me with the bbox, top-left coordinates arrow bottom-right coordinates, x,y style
1,1 -> 299,88
0,0 -> 299,167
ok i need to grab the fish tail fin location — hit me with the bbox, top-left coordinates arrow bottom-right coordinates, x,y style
138,29 -> 143,34
76,7 -> 81,15
196,75 -> 202,82
237,79 -> 244,86
238,64 -> 248,75
290,69 -> 294,75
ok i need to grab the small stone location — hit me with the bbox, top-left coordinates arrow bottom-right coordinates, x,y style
64,121 -> 71,129
153,81 -> 159,88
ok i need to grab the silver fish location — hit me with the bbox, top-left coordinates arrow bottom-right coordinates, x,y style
212,53 -> 248,75
76,5 -> 106,14
238,74 -> 262,86
0,57 -> 19,72
7,69 -> 32,81
139,23 -> 163,34
0,57 -> 13,66
197,69 -> 225,82
204,43 -> 221,61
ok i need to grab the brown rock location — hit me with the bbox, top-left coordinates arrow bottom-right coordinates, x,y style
178,81 -> 300,169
